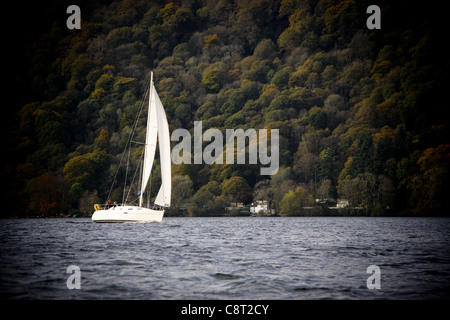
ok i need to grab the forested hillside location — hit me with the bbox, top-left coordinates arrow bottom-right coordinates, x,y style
3,0 -> 449,217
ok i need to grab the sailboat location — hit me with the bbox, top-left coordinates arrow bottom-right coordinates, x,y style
92,72 -> 171,223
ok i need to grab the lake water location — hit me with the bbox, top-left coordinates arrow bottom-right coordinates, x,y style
0,217 -> 449,300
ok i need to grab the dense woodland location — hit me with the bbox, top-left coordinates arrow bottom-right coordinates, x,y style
2,0 -> 449,217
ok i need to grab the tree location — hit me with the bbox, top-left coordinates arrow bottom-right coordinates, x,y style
409,144 -> 450,215
232,1 -> 277,49
63,148 -> 109,195
279,186 -> 312,216
319,146 -> 339,189
32,144 -> 66,175
33,108 -> 64,147
352,133 -> 375,176
357,172 -> 377,214
95,74 -> 115,91
94,129 -> 111,150
170,175 -> 194,211
70,54 -> 94,83
253,179 -> 271,201
25,172 -> 63,216
188,181 -> 225,217
339,176 -> 361,211
317,179 -> 332,200
269,167 -> 296,210
202,67 -> 222,92
254,39 -> 278,60
339,172 -> 377,214
79,190 -> 100,217
113,76 -> 136,97
222,176 -> 252,204
323,0 -> 359,46
375,174 -> 395,214
89,149 -> 111,195
293,152 -> 319,184
204,34 -> 220,48
63,155 -> 95,190
279,190 -> 299,216
308,107 -> 328,129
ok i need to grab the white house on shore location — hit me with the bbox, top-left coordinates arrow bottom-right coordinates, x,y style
250,200 -> 275,215
336,199 -> 349,208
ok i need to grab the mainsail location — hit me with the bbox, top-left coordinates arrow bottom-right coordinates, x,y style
139,72 -> 171,207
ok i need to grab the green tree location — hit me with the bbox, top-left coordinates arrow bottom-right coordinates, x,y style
254,39 -> 278,60
222,176 -> 252,204
64,155 -> 95,190
33,108 -> 64,147
95,74 -> 115,91
319,146 -> 339,189
352,133 -> 375,176
202,67 -> 222,92
279,190 -> 299,216
308,107 -> 328,129
279,186 -> 312,216
70,54 -> 94,83
270,167 -> 296,210
188,182 -> 225,217
339,172 -> 377,215
170,175 -> 194,211
317,178 -> 332,200
113,76 -> 136,97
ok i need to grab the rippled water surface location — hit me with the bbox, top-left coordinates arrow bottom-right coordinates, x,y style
1,217 -> 449,299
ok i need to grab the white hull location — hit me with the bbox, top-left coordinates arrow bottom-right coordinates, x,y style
92,206 -> 164,223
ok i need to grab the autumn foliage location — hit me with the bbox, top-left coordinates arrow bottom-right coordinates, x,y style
3,0 -> 448,217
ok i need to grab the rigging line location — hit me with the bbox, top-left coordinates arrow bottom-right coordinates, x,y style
128,76 -> 152,145
137,147 -> 144,204
105,74 -> 152,201
122,141 -> 132,205
125,146 -> 145,204
124,158 -> 139,204
128,196 -> 139,204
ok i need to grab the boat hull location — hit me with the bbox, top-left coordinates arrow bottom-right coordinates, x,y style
92,206 -> 164,223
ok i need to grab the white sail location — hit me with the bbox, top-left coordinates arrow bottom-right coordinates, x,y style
139,73 -> 158,207
154,89 -> 171,207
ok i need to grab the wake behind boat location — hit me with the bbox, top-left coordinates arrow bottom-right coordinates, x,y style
92,72 -> 171,223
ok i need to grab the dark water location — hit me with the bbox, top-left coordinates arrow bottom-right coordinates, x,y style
0,217 -> 449,299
